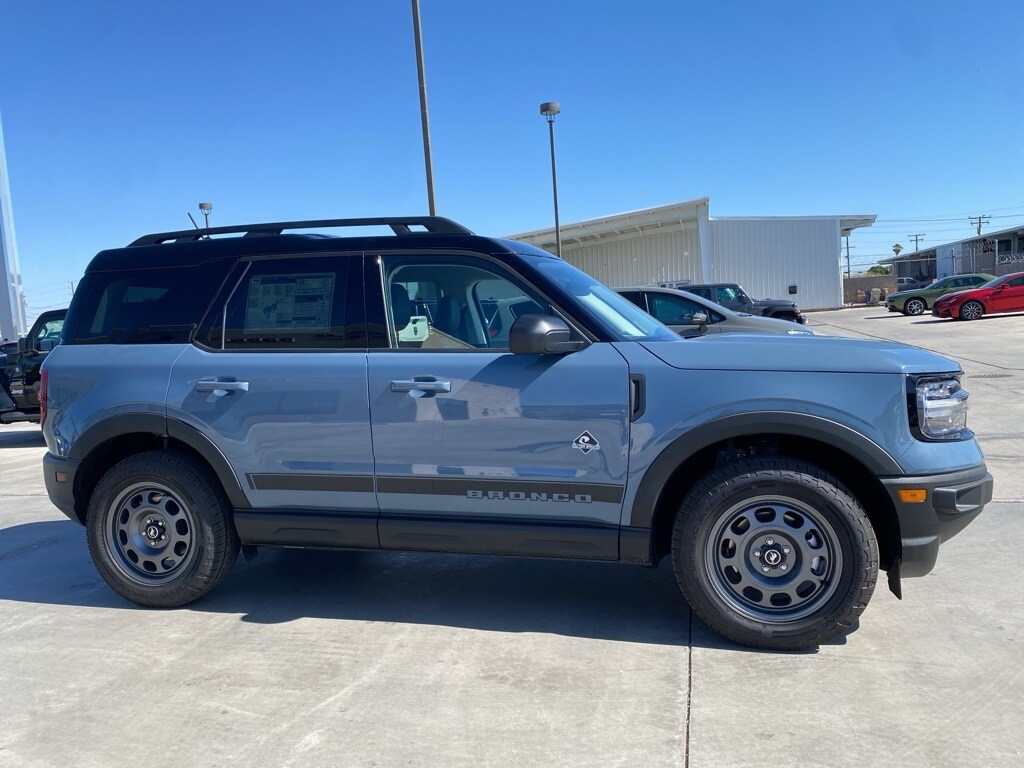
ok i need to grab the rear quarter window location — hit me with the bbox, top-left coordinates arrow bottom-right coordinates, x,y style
68,261 -> 232,344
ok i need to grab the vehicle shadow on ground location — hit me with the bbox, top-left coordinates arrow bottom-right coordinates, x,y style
0,520 -> 836,653
0,429 -> 45,449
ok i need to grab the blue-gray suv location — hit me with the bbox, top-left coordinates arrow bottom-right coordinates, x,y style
41,216 -> 993,650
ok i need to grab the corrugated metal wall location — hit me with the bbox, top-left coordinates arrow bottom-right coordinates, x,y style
562,229 -> 701,288
709,219 -> 843,310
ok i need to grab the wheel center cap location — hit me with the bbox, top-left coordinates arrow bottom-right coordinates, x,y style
146,525 -> 161,540
764,548 -> 782,566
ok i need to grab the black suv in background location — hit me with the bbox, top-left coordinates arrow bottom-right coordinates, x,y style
1,309 -> 66,424
660,281 -> 805,323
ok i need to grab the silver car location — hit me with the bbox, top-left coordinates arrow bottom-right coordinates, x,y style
617,286 -> 814,338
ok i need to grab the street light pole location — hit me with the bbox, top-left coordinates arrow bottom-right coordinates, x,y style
198,202 -> 213,229
540,101 -> 561,259
411,0 -> 436,215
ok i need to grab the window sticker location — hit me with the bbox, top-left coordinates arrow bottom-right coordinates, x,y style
245,273 -> 335,332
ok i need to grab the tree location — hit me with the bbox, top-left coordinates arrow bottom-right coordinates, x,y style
892,243 -> 903,256
867,265 -> 892,275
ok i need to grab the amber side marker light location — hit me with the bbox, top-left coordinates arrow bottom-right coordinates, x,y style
898,489 -> 928,503
55,471 -> 68,484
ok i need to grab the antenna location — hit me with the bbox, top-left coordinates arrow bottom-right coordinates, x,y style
187,212 -> 200,229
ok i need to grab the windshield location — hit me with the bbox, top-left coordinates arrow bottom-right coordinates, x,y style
520,255 -> 679,342
979,276 -> 1007,289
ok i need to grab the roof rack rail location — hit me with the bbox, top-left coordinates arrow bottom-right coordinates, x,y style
129,216 -> 473,246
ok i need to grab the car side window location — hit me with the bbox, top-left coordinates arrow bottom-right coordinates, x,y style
379,255 -> 550,351
1006,276 -> 1024,288
33,318 -> 64,351
647,293 -> 710,325
619,291 -> 647,311
207,255 -> 365,350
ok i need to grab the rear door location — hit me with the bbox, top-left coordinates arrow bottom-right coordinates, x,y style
167,252 -> 378,547
365,251 -> 631,559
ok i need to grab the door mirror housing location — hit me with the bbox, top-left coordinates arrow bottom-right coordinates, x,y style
17,337 -> 30,355
690,312 -> 709,328
509,314 -> 585,355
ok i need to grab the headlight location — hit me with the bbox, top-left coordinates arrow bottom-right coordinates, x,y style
909,375 -> 970,440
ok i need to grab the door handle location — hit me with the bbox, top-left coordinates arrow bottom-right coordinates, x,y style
390,377 -> 451,394
196,378 -> 250,394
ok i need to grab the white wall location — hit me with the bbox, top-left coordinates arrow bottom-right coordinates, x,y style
0,111 -> 26,340
561,227 -> 701,288
709,218 -> 843,310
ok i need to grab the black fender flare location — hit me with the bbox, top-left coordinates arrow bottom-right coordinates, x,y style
628,411 -> 903,528
69,413 -> 251,510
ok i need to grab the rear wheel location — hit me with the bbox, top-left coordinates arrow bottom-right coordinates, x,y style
959,301 -> 984,320
903,298 -> 926,316
671,457 -> 878,650
86,450 -> 239,607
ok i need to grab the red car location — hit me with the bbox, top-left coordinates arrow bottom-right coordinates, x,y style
932,271 -> 1024,320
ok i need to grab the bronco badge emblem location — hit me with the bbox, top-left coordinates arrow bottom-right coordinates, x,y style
573,431 -> 600,454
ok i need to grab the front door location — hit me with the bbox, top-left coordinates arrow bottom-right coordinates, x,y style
365,252 -> 631,560
166,252 -> 379,548
991,275 -> 1024,313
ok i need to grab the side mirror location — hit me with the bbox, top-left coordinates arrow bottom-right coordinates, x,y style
690,312 -> 709,327
37,338 -> 56,353
17,337 -> 30,355
509,314 -> 585,355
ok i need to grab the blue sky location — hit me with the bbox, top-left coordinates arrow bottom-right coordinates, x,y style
2,1 -> 1023,321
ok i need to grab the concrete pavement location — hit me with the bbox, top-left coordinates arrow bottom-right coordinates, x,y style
2,308 -> 1023,767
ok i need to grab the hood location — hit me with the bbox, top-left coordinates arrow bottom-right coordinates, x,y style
729,315 -> 814,335
750,298 -> 798,309
642,335 -> 960,375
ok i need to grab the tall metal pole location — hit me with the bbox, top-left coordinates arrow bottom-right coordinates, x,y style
411,0 -> 436,215
540,102 -> 562,259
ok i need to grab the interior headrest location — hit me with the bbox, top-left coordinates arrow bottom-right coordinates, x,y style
435,295 -> 460,331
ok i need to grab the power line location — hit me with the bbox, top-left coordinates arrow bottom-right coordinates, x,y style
908,234 -> 925,251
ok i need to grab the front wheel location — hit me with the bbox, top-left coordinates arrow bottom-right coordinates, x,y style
959,301 -> 984,320
86,450 -> 239,607
903,298 -> 926,316
671,458 -> 878,650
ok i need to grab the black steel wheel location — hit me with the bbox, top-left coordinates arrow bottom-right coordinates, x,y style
87,450 -> 239,607
903,298 -> 926,316
672,458 -> 878,650
959,301 -> 984,321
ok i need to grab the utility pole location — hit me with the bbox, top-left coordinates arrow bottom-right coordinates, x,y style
969,214 -> 990,236
843,236 -> 853,277
908,233 -> 925,252
411,0 -> 436,215
68,281 -> 76,298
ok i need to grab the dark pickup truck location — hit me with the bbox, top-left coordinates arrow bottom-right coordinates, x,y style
1,309 -> 66,425
660,282 -> 805,323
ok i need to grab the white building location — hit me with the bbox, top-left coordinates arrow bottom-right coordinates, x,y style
510,198 -> 876,310
0,111 -> 27,340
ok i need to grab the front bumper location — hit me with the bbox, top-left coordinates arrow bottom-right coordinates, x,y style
43,452 -> 83,524
932,304 -> 955,318
882,465 -> 993,577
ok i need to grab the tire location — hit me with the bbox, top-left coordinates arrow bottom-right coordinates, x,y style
86,450 -> 240,608
903,298 -> 926,316
959,301 -> 984,321
671,457 -> 878,651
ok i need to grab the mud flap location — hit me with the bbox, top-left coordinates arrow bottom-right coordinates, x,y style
887,556 -> 902,600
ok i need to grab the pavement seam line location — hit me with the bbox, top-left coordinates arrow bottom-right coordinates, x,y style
684,605 -> 694,768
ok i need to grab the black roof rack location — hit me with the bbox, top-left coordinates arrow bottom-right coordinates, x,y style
129,216 -> 473,247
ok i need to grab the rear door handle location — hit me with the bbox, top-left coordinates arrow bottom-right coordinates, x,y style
390,377 -> 451,394
196,378 -> 250,394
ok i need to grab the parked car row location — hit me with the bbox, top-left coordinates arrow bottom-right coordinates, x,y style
886,272 -> 1024,320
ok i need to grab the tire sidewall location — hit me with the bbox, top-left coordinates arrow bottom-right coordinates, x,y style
960,301 -> 983,320
86,455 -> 221,604
676,469 -> 873,647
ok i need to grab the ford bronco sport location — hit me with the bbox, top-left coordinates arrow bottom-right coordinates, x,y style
41,217 -> 993,650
